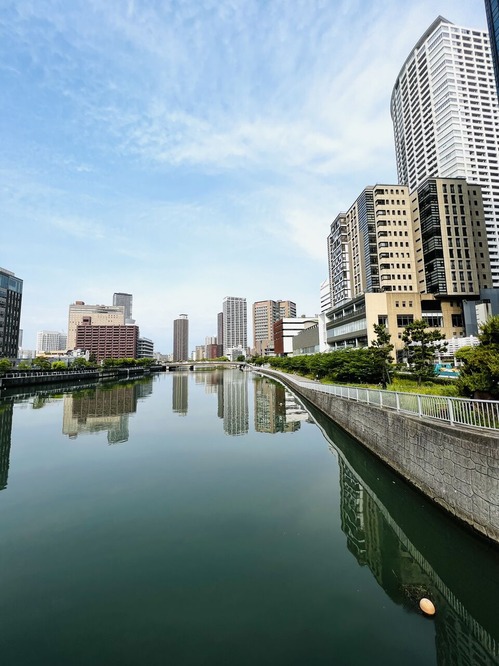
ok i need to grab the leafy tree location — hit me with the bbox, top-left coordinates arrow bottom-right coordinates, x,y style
236,355 -> 246,362
136,358 -> 154,367
456,315 -> 499,398
51,361 -> 67,371
371,324 -> 394,388
17,361 -> 31,371
32,356 -> 51,371
476,315 -> 499,345
402,320 -> 447,385
0,358 -> 12,374
71,357 -> 89,369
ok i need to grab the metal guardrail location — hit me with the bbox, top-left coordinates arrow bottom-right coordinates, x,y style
260,370 -> 499,432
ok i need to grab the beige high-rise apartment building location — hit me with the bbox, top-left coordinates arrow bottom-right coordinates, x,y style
411,178 -> 492,297
67,301 -> 125,350
327,184 -> 417,309
325,178 -> 489,356
252,299 -> 296,356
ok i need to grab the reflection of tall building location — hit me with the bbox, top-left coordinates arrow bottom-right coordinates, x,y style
254,379 -> 286,433
0,402 -> 13,490
337,456 -> 499,664
223,370 -> 248,436
62,384 -> 138,444
194,370 -> 223,395
172,374 -> 188,415
217,373 -> 224,420
135,379 -> 154,400
254,378 -> 308,433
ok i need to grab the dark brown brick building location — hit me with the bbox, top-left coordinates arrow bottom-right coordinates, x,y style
76,324 -> 138,363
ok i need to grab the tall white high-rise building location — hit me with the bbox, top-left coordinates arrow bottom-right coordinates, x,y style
391,16 -> 499,285
36,331 -> 68,354
222,296 -> 247,355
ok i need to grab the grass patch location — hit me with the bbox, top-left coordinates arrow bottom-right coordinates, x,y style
320,375 -> 459,397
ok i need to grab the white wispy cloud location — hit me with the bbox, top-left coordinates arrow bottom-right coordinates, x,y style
0,0 -> 487,349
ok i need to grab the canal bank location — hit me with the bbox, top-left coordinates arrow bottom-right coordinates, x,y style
256,368 -> 499,545
0,366 -> 161,392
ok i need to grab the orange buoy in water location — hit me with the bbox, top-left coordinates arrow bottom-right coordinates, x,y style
419,598 -> 436,616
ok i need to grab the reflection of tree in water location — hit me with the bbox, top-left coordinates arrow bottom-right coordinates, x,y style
337,455 -> 499,665
0,402 -> 13,491
32,395 -> 48,409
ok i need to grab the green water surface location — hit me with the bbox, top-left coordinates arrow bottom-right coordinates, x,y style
0,370 -> 497,665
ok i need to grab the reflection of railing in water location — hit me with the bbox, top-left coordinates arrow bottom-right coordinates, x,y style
305,399 -> 499,665
337,454 -> 499,664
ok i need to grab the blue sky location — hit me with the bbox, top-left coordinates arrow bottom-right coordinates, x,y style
0,0 -> 488,353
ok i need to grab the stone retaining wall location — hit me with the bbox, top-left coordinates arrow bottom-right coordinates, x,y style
262,370 -> 499,544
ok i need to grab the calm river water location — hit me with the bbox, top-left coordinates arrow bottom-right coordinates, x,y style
0,369 -> 498,666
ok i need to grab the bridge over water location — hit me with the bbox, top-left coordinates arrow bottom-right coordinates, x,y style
162,361 -> 247,371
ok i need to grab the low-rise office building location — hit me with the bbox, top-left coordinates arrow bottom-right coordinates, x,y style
75,324 -> 139,363
137,337 -> 154,358
274,318 -> 318,356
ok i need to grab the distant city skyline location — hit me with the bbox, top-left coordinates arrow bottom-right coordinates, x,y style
0,1 -> 488,352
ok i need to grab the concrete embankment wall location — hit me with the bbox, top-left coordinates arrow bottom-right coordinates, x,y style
0,366 -> 152,391
260,369 -> 499,544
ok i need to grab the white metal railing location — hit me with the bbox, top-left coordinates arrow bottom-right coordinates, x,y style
257,369 -> 499,432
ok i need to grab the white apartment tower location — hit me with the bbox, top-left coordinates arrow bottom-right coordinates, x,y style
391,16 -> 499,285
222,296 -> 247,355
36,331 -> 68,354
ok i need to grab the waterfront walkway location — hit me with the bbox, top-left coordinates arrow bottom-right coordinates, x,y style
255,367 -> 499,432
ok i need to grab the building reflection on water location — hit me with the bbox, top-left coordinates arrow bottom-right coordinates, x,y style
254,376 -> 309,433
223,370 -> 248,436
179,370 -> 309,437
172,374 -> 188,415
63,380 -> 153,444
0,401 -> 13,491
1,371 -> 498,663
337,452 -> 499,665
